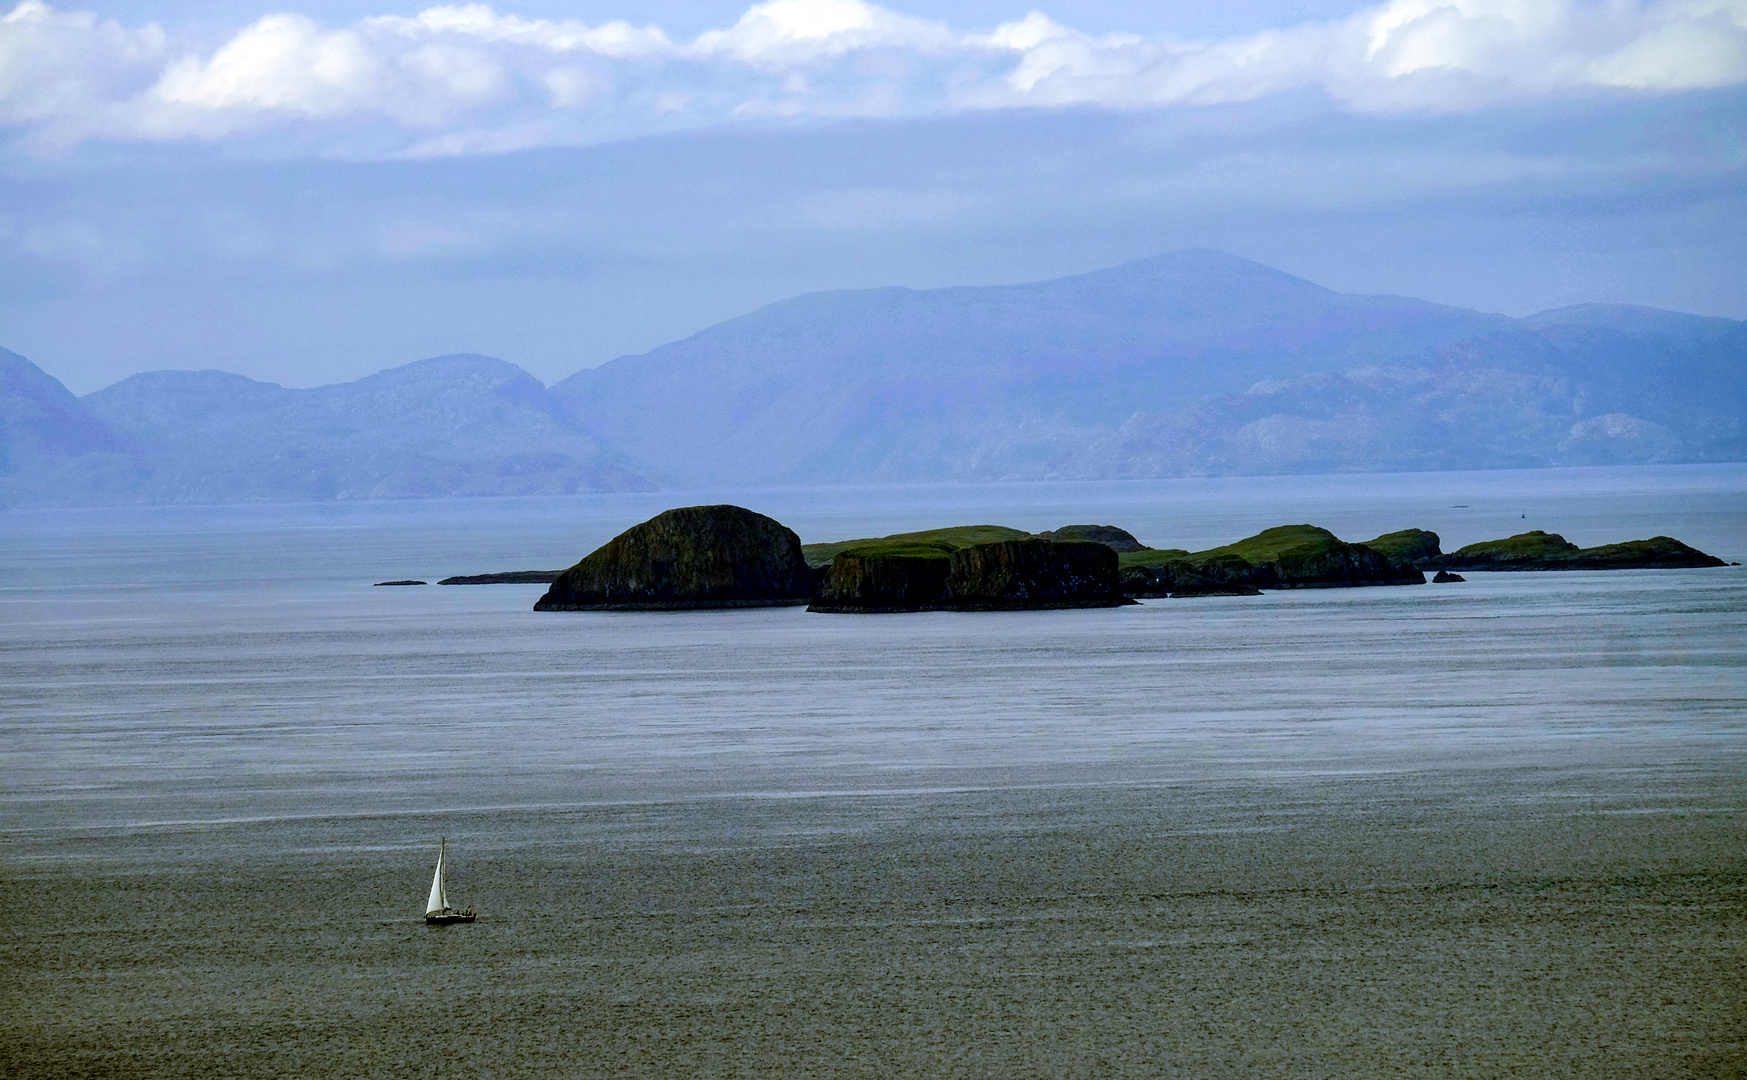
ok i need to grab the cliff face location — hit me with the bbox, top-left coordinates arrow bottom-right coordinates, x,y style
534,505 -> 814,610
807,549 -> 952,613
939,539 -> 1133,610
1427,531 -> 1726,570
810,538 -> 1132,612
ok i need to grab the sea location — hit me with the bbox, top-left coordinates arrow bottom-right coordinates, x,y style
3,464 -> 1744,1078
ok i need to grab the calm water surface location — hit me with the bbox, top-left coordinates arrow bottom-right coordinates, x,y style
3,466 -> 1745,1077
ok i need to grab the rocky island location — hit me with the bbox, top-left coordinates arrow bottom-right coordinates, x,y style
1423,531 -> 1727,571
522,507 -> 1727,614
1119,525 -> 1425,596
534,505 -> 815,610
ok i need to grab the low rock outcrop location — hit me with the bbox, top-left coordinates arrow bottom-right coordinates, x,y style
1032,525 -> 1148,552
534,505 -> 814,610
1168,580 -> 1264,597
440,570 -> 560,584
1432,570 -> 1465,583
1426,531 -> 1726,571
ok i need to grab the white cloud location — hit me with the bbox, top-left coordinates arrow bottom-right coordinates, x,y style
1,0 -> 1742,155
692,0 -> 958,66
0,1 -> 166,129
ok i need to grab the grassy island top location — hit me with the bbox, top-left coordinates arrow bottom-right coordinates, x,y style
1363,528 -> 1442,562
802,525 -> 1032,566
1118,525 -> 1376,571
1116,548 -> 1190,568
811,522 -> 1377,572
1447,530 -> 1580,559
1193,524 -> 1346,562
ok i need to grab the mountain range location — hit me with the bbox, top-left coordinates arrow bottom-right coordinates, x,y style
4,250 -> 1743,507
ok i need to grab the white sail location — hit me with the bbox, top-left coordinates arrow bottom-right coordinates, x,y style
425,839 -> 449,915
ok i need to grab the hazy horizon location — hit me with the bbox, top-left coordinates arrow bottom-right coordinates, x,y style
12,244 -> 1746,396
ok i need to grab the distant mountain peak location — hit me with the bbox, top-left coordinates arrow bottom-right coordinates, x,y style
360,353 -> 539,386
1062,248 -> 1335,295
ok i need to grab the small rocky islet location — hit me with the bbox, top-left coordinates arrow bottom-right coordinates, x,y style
503,505 -> 1727,613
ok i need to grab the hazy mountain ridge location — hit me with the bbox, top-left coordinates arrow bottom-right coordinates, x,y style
1074,322 -> 1747,478
552,252 -> 1743,484
3,251 -> 1743,507
2,353 -> 655,507
552,250 -> 1518,484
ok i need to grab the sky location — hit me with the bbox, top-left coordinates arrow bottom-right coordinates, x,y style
2,0 -> 1744,393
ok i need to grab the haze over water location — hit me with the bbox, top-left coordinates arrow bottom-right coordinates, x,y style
4,465 -> 1745,1077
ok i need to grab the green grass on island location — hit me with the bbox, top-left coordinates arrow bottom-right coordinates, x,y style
802,525 -> 1033,566
1189,524 -> 1349,563
1446,530 -> 1580,560
1362,528 -> 1442,563
1115,548 -> 1190,569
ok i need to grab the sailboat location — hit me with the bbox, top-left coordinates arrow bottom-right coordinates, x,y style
423,837 -> 476,924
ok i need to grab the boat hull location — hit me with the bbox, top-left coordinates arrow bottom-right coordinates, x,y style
424,910 -> 476,925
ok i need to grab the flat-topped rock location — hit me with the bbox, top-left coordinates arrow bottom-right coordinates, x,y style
534,505 -> 814,610
807,542 -> 953,613
938,539 -> 1134,611
809,538 -> 1133,612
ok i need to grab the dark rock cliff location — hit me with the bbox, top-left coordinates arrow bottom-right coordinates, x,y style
938,539 -> 1134,611
808,547 -> 952,613
1120,553 -> 1256,597
534,505 -> 815,610
810,538 -> 1133,612
1426,531 -> 1725,570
